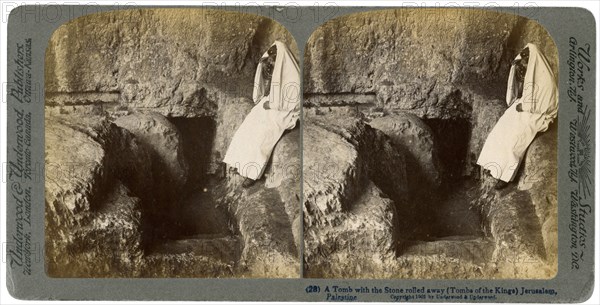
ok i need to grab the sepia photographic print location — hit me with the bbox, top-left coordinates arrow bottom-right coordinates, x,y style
44,8 -> 301,278
303,8 -> 559,279
2,2 -> 596,303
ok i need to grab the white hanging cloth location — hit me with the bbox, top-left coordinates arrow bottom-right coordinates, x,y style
223,41 -> 300,180
477,43 -> 558,182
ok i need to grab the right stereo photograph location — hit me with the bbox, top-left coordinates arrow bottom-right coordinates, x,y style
302,8 -> 558,279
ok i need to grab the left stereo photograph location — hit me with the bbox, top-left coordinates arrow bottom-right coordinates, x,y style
44,8 -> 301,278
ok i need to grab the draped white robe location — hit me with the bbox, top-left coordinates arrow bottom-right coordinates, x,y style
477,43 -> 558,182
223,41 -> 300,180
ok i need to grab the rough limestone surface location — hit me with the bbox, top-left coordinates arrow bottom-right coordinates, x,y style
114,112 -> 189,199
212,128 -> 302,278
64,182 -> 144,277
466,94 -> 507,175
45,114 -> 150,277
369,113 -> 441,189
45,9 -> 297,118
45,9 -> 300,278
303,8 -> 557,279
304,8 -> 558,118
222,167 -> 299,277
209,96 -> 255,174
305,181 -> 399,278
306,107 -> 409,204
142,237 -> 239,278
381,237 -> 496,279
264,128 -> 302,250
303,119 -> 361,224
46,111 -> 301,278
469,124 -> 558,279
45,116 -> 110,231
517,124 -> 558,272
303,107 -> 409,277
45,114 -> 152,229
303,104 -> 557,279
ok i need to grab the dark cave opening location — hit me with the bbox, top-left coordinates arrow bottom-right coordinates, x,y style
398,118 -> 484,245
142,117 -> 238,254
168,117 -> 217,188
423,118 -> 472,184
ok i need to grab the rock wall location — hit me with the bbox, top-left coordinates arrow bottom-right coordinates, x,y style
45,114 -> 150,277
517,124 -> 558,274
114,113 -> 189,196
45,7 -> 558,279
45,8 -> 298,117
225,129 -> 302,278
476,123 -> 558,279
45,9 -> 301,277
369,113 -> 442,189
303,8 -> 558,279
303,107 -> 410,277
303,105 -> 558,279
304,8 -> 558,119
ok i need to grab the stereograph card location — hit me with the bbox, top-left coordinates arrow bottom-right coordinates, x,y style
2,3 -> 596,302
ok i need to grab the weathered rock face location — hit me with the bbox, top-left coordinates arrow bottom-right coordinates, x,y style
306,182 -> 399,278
304,106 -> 558,279
264,128 -> 302,250
45,9 -> 298,118
303,8 -> 558,279
45,114 -> 151,277
63,183 -> 144,277
231,185 -> 300,278
209,97 -> 255,174
475,124 -> 559,279
304,8 -> 558,119
46,111 -> 301,278
369,113 -> 441,189
45,9 -> 300,278
303,107 -> 409,277
142,236 -> 240,278
45,114 -> 152,229
465,94 -> 507,175
114,112 -> 189,199
217,128 -> 302,278
303,115 -> 362,223
517,124 -> 558,274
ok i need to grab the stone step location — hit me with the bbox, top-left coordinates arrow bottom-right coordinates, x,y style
371,237 -> 496,279
401,237 -> 494,263
142,235 -> 241,278
149,235 -> 240,259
